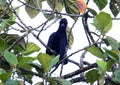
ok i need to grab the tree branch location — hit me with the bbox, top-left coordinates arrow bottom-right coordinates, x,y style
61,63 -> 97,79
70,76 -> 86,84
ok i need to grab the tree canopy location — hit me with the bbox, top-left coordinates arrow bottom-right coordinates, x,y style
0,0 -> 120,85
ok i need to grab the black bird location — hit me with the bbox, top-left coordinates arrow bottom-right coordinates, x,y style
46,18 -> 68,64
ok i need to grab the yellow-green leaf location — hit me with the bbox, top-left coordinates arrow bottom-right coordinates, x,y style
85,45 -> 104,59
55,1 -> 63,12
37,53 -> 59,72
37,53 -> 52,72
66,27 -> 74,49
64,0 -> 79,20
96,60 -> 107,72
92,12 -> 112,34
25,0 -> 42,18
22,42 -> 40,55
47,0 -> 63,12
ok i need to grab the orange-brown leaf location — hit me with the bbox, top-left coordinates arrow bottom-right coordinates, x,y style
76,0 -> 87,14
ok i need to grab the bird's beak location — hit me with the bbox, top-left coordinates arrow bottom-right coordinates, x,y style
61,23 -> 65,27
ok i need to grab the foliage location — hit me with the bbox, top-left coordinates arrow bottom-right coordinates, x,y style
25,0 -> 42,18
92,12 -> 112,34
0,0 -> 120,85
85,69 -> 100,84
110,0 -> 120,17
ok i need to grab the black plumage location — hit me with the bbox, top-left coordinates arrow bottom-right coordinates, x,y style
46,18 -> 68,64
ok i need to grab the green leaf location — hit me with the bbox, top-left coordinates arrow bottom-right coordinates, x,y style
28,62 -> 44,77
93,0 -> 107,10
85,45 -> 104,59
4,50 -> 18,65
18,69 -> 33,84
110,0 -> 120,17
0,5 -> 13,20
24,74 -> 33,84
1,19 -> 16,29
47,0 -> 55,9
106,59 -> 115,70
92,12 -> 112,34
105,49 -> 119,61
0,68 -> 6,74
0,72 -> 11,82
64,0 -> 79,20
0,33 -> 26,53
19,57 -> 35,67
37,53 -> 52,72
48,76 -> 58,85
0,0 -> 7,5
18,56 -> 35,71
96,60 -> 107,72
45,0 -> 63,20
47,0 -> 63,12
22,42 -> 40,55
43,12 -> 54,20
87,8 -> 97,16
0,5 -> 16,30
0,58 -> 11,71
55,1 -> 63,12
37,53 -> 58,72
53,78 -> 72,85
104,36 -> 119,51
5,79 -> 18,85
50,55 -> 59,68
0,20 -> 11,31
85,69 -> 100,84
25,0 -> 42,18
66,27 -> 74,49
113,69 -> 120,83
0,38 -> 7,52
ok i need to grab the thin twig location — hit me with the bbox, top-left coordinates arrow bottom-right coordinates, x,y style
68,59 -> 81,68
